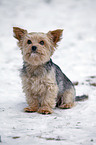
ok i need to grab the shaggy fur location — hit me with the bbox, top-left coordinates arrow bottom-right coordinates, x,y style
13,27 -> 75,114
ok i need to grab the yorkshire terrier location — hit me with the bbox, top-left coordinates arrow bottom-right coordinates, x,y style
13,27 -> 84,114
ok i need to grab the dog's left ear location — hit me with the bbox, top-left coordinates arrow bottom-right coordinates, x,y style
47,29 -> 63,46
13,27 -> 27,41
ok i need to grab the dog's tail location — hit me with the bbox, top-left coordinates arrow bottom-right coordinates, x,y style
75,95 -> 88,101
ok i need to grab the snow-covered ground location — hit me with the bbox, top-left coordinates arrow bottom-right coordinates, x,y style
0,0 -> 96,144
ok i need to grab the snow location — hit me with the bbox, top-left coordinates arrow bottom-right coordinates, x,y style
0,0 -> 96,144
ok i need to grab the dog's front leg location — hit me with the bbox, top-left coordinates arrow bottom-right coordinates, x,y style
37,83 -> 58,114
24,96 -> 39,113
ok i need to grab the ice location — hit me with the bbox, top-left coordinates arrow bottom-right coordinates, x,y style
0,0 -> 96,144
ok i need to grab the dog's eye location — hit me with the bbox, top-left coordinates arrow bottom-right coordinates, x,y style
39,40 -> 44,45
27,40 -> 32,44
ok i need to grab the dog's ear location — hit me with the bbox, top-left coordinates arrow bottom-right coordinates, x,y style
13,27 -> 27,41
47,29 -> 63,46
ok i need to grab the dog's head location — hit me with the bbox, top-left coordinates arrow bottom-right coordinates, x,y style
13,27 -> 63,65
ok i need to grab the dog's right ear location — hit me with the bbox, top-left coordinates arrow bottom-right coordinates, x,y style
47,29 -> 63,47
13,27 -> 27,41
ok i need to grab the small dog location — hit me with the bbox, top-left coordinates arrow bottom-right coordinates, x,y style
13,27 -> 76,114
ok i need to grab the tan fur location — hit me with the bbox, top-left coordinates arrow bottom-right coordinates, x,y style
13,27 -> 27,41
59,87 -> 75,109
22,33 -> 54,66
47,29 -> 63,47
21,65 -> 58,113
13,27 -> 75,114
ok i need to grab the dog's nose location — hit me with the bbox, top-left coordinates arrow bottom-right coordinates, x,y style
31,46 -> 37,52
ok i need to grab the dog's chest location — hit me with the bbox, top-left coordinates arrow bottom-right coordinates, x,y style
30,75 -> 46,95
22,67 -> 57,96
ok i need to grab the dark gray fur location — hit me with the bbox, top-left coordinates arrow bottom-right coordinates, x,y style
22,59 -> 74,94
21,59 -> 75,106
44,59 -> 75,106
44,59 -> 74,94
21,59 -> 88,105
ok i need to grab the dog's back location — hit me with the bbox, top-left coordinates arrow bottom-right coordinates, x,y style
44,59 -> 76,108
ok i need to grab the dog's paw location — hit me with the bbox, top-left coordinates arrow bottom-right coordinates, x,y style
37,106 -> 53,114
24,106 -> 38,112
59,103 -> 74,109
